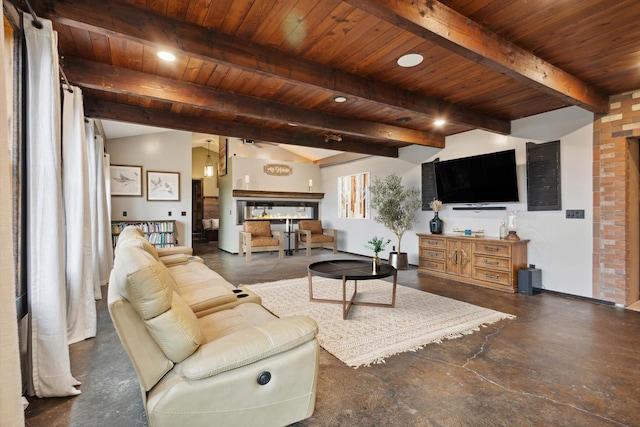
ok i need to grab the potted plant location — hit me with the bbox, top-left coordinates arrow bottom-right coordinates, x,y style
365,236 -> 391,272
368,174 -> 421,269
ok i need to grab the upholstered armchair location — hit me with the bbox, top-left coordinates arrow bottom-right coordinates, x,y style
239,220 -> 284,261
295,220 -> 337,256
108,245 -> 320,427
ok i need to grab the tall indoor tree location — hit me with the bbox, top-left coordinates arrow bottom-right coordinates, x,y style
368,174 -> 421,269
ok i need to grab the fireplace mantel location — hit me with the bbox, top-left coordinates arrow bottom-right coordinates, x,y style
232,190 -> 324,199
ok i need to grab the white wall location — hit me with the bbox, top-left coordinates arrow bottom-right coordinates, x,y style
320,144 -> 439,260
218,138 -> 322,253
321,107 -> 594,298
106,130 -> 193,247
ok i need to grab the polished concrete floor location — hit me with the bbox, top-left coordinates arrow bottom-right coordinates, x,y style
25,243 -> 640,426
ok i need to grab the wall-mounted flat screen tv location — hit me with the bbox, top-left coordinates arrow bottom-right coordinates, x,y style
434,149 -> 519,204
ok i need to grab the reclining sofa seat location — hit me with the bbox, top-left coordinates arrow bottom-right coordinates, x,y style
108,245 -> 320,427
116,226 -> 261,317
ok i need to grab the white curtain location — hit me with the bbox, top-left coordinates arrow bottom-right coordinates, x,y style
24,15 -> 80,397
86,124 -> 112,297
63,87 -> 97,344
0,2 -> 26,423
93,132 -> 113,285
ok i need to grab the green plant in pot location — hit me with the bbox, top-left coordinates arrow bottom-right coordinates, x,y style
369,174 -> 421,270
366,236 -> 391,263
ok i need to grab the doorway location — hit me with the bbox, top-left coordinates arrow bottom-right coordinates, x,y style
192,179 -> 203,233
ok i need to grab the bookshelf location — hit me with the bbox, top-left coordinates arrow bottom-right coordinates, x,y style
111,220 -> 178,249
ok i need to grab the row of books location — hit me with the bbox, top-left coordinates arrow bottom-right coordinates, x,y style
112,234 -> 176,248
111,221 -> 175,235
146,233 -> 176,245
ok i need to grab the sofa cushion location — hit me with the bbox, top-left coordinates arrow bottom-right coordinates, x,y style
299,220 -> 323,235
119,224 -> 145,239
113,246 -> 203,363
116,235 -> 161,262
176,304 -> 318,379
244,220 -> 272,237
115,248 -> 174,318
146,292 -> 204,363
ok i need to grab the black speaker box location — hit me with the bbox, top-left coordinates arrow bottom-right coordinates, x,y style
518,268 -> 542,295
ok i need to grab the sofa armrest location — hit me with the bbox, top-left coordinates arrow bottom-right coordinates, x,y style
175,316 -> 318,380
159,253 -> 190,266
157,246 -> 193,257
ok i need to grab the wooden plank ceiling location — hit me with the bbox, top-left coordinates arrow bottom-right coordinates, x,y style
33,0 -> 640,158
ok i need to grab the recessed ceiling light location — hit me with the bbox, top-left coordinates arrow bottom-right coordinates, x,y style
397,53 -> 423,68
157,51 -> 176,61
333,96 -> 347,103
434,119 -> 446,126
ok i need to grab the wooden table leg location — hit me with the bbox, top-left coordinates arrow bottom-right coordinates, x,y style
342,276 -> 358,319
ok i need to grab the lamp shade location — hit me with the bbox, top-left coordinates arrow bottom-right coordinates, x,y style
204,161 -> 215,177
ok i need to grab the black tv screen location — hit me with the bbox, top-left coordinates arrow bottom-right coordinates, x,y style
434,150 -> 519,204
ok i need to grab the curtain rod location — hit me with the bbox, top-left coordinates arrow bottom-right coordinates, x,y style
19,0 -> 42,29
59,63 -> 73,93
17,0 -> 73,93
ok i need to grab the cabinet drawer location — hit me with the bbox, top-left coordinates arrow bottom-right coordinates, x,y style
473,268 -> 511,286
420,248 -> 446,261
420,259 -> 446,272
474,255 -> 510,271
473,242 -> 511,257
420,237 -> 445,249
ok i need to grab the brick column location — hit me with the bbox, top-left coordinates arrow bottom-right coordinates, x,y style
593,91 -> 640,304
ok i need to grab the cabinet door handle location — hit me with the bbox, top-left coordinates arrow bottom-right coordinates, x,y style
451,249 -> 458,265
483,258 -> 500,265
460,249 -> 468,266
484,272 -> 500,279
484,246 -> 499,252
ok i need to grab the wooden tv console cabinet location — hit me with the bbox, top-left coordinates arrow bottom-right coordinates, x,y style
416,233 -> 529,293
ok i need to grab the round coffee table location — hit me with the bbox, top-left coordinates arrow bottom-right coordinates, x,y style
307,259 -> 397,319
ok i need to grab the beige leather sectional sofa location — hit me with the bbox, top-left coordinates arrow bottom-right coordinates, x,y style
108,226 -> 320,426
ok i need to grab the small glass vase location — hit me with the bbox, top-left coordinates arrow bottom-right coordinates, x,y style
429,212 -> 443,234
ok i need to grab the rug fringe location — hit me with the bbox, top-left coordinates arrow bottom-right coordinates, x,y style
352,322 -> 509,368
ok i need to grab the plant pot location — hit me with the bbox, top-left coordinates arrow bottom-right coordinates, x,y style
388,252 -> 408,270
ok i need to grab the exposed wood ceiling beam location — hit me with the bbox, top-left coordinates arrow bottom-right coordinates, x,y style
83,98 -> 399,158
38,0 -> 510,135
66,57 -> 444,148
344,0 -> 609,115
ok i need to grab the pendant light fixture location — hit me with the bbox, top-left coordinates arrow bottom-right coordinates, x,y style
203,139 -> 215,177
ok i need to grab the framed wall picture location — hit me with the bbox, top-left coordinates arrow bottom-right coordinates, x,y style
338,172 -> 370,219
147,171 -> 180,201
218,138 -> 227,176
110,165 -> 143,196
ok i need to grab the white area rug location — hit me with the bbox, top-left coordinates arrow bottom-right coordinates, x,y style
243,277 -> 515,368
